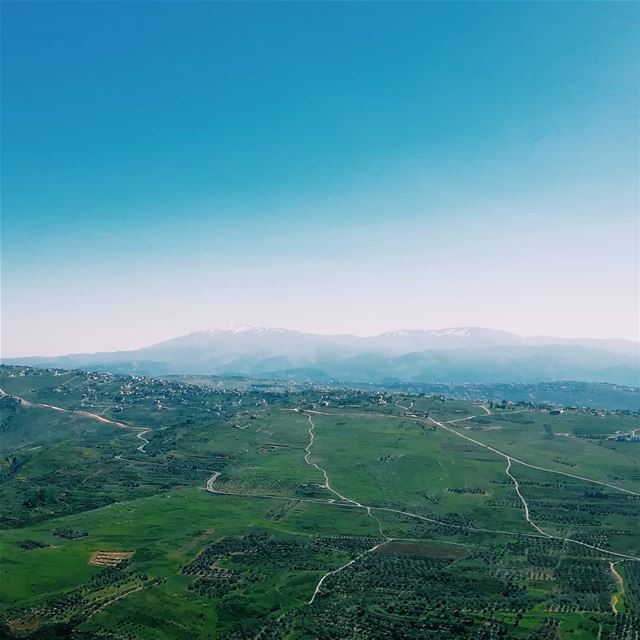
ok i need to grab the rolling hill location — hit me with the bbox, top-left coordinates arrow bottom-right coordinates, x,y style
5,325 -> 639,387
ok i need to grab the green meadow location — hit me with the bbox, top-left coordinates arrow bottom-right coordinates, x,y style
0,366 -> 638,639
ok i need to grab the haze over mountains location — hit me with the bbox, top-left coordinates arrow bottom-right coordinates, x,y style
6,325 -> 639,387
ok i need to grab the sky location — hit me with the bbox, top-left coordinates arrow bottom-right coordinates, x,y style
1,1 -> 639,357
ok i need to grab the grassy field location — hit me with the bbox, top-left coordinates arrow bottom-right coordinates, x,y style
0,366 -> 638,639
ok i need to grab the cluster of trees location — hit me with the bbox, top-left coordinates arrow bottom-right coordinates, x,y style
191,567 -> 260,599
0,397 -> 20,432
50,528 -> 88,540
608,614 -> 640,639
15,539 -> 49,550
624,560 -> 640,615
183,533 -> 377,579
1,560 -> 159,637
218,546 -> 531,640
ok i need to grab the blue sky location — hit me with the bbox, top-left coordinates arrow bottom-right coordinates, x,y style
2,1 -> 639,356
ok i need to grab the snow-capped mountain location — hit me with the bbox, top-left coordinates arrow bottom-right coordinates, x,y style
203,325 -> 290,336
371,327 -> 524,351
4,326 -> 639,386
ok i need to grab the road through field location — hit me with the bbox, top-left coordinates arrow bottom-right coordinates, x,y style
0,388 -> 152,453
205,471 -> 221,492
421,413 -> 638,491
302,408 -> 640,561
296,408 -> 639,605
302,412 -> 390,603
297,408 -> 640,605
306,407 -> 637,496
136,430 -> 151,453
505,457 -> 551,538
1,388 -> 137,429
410,415 -> 640,559
307,538 -> 389,605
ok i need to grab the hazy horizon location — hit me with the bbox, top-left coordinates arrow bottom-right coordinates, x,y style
2,2 -> 639,358
5,323 -> 640,361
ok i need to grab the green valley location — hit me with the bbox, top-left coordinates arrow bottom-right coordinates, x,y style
0,365 -> 638,639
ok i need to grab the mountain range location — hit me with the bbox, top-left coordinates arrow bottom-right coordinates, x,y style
5,325 -> 639,387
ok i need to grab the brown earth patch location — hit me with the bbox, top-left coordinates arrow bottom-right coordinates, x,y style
9,618 -> 40,633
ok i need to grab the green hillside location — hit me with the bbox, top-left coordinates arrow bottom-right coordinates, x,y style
0,365 -> 638,639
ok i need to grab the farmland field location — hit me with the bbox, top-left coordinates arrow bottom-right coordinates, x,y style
0,365 -> 638,639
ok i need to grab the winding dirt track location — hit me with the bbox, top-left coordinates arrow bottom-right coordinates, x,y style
306,408 -> 637,496
205,472 -> 221,492
2,388 -> 131,428
0,388 -> 152,450
136,430 -> 151,453
297,408 -> 640,604
609,561 -> 625,614
505,457 -> 551,538
204,405 -> 640,604
301,408 -> 640,561
301,413 -> 390,603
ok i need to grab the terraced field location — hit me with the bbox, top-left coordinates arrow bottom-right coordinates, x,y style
0,365 -> 638,639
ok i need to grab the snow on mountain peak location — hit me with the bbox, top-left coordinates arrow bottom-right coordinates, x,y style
380,327 -> 474,338
430,328 -> 473,337
205,324 -> 255,335
204,325 -> 289,336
